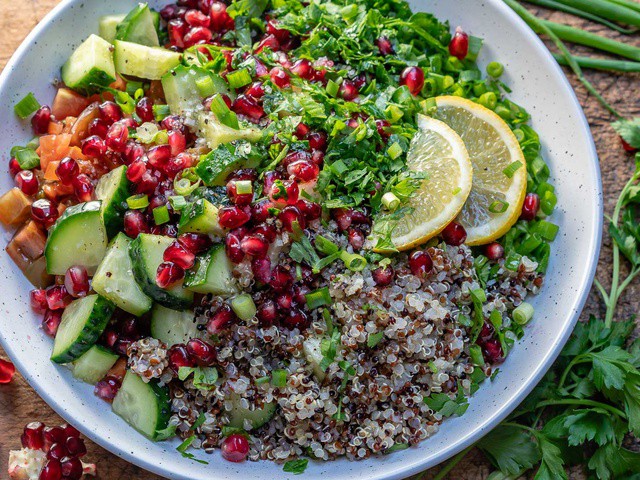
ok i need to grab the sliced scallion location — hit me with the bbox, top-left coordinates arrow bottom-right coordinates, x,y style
196,75 -> 217,98
513,302 -> 534,325
382,192 -> 401,212
14,148 -> 40,170
255,376 -> 270,385
340,251 -> 367,271
227,69 -> 252,89
14,93 -> 40,119
326,79 -> 340,98
209,93 -> 239,130
174,176 -> 201,196
231,294 -> 257,321
169,195 -> 187,210
533,220 -> 559,241
271,369 -> 288,387
387,142 -> 403,160
478,92 -> 498,110
127,194 -> 149,210
235,180 -> 253,195
153,205 -> 170,225
305,287 -> 331,309
153,104 -> 171,121
488,200 -> 509,214
486,61 -> 504,78
315,235 -> 340,255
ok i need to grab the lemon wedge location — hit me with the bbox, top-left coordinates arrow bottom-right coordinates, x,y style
373,115 -> 473,252
432,96 -> 527,246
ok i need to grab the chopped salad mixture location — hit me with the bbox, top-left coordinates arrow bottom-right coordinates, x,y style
2,0 -> 558,470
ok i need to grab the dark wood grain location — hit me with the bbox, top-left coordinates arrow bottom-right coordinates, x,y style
0,2 -> 638,479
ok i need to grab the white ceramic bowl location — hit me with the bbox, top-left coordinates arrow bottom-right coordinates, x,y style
0,0 -> 601,478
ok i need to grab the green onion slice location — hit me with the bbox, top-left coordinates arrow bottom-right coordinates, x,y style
153,205 -> 170,225
271,369 -> 287,388
14,148 -> 40,170
234,180 -> 253,195
340,251 -> 367,271
503,161 -> 523,178
231,294 -> 257,321
315,235 -> 340,255
174,176 -> 201,196
513,302 -> 534,325
382,192 -> 401,212
489,200 -> 509,214
14,93 -> 41,119
305,287 -> 331,309
127,194 -> 150,210
227,69 -> 252,89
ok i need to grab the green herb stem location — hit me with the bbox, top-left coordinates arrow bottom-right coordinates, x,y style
524,0 -> 638,33
535,399 -> 628,418
608,0 -> 640,13
547,0 -> 640,27
424,445 -> 475,480
553,54 -> 640,72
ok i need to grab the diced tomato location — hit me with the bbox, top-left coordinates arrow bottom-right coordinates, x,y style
47,121 -> 64,135
70,103 -> 100,146
37,134 -> 72,170
51,87 -> 91,119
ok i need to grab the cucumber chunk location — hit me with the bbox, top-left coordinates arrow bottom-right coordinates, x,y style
227,393 -> 276,431
114,40 -> 182,80
51,295 -> 115,364
150,304 -> 200,346
162,65 -> 230,115
93,233 -> 153,316
198,112 -> 262,151
61,35 -> 116,96
72,345 -> 119,384
112,371 -> 170,440
178,199 -> 224,235
99,15 -> 125,43
45,201 -> 108,275
195,144 -> 261,187
129,234 -> 194,310
185,244 -> 238,295
115,3 -> 160,47
95,165 -> 130,238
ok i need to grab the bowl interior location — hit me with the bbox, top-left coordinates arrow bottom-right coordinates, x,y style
0,0 -> 601,479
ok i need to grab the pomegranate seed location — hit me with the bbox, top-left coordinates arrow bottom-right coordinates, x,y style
15,170 -> 38,196
88,118 -> 109,139
184,26 -> 213,47
186,338 -> 216,366
21,422 -> 45,450
295,122 -> 310,139
269,179 -> 299,206
167,344 -> 195,372
63,423 -> 81,439
94,376 -> 121,403
376,37 -> 394,55
347,228 -> 365,250
47,443 -> 68,461
308,132 -> 328,151
39,459 -> 62,480
156,262 -> 185,288
287,160 -> 319,182
168,130 -> 187,156
56,157 -> 79,185
486,242 -> 505,260
520,193 -> 540,221
292,284 -> 310,305
160,4 -> 179,19
482,338 -> 504,364
266,19 -> 290,43
226,181 -> 254,206
270,265 -> 293,291
263,170 -> 282,192
376,119 -> 391,140
251,257 -> 272,284
279,205 -> 305,232
221,434 -> 249,463
134,97 -> 154,123
372,265 -> 395,287
60,457 -> 83,479
250,199 -> 271,223
31,106 -> 52,135
283,309 -> 309,330
231,95 -> 264,122
245,81 -> 265,100
105,122 -> 129,152
178,233 -> 212,254
479,322 -> 496,343
252,223 -> 277,243
64,266 -> 90,298
98,101 -> 123,125
270,67 -> 291,88
340,80 -> 359,101
30,289 -> 48,313
240,235 -> 269,258
135,170 -> 160,195
42,310 -> 62,337
206,304 -> 236,334
65,436 -> 86,458
31,199 -> 58,227
275,292 -> 292,310
126,158 -> 147,183
409,251 -> 433,277
123,210 -> 149,238
219,205 -> 251,229
441,221 -> 467,246
185,9 -> 210,26
44,426 -> 66,446
9,158 -> 21,176
256,300 -> 277,326
621,137 -> 638,153
168,19 -> 187,48
296,199 -> 322,221
255,34 -> 280,54
400,67 -> 425,96
282,150 -> 311,169
209,1 -> 233,32
147,144 -> 172,169
449,27 -> 470,60
291,59 -> 314,80
225,233 -> 244,263
0,358 -> 15,384
46,285 -> 71,310
72,174 -> 94,202
333,208 -> 352,232
164,241 -> 196,269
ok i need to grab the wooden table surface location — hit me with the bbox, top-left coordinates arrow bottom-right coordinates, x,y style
0,2 -> 638,479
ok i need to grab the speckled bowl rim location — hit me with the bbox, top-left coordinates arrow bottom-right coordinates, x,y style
0,1 -> 602,479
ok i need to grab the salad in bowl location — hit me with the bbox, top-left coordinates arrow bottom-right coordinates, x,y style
1,0 -> 558,472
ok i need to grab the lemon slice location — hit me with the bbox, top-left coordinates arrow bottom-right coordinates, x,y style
374,115 -> 473,252
432,96 -> 527,246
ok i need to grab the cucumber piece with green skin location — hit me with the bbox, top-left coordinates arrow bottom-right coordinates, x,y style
112,371 -> 170,440
178,199 -> 224,235
129,234 -> 194,310
185,244 -> 238,295
100,11 -> 160,43
72,345 -> 119,384
93,233 -> 152,316
44,201 -> 108,275
162,65 -> 230,115
61,35 -> 116,95
114,40 -> 182,80
51,295 -> 115,364
95,165 -> 130,238
195,144 -> 261,187
227,393 -> 276,431
115,3 -> 160,47
198,112 -> 262,151
150,304 -> 200,346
